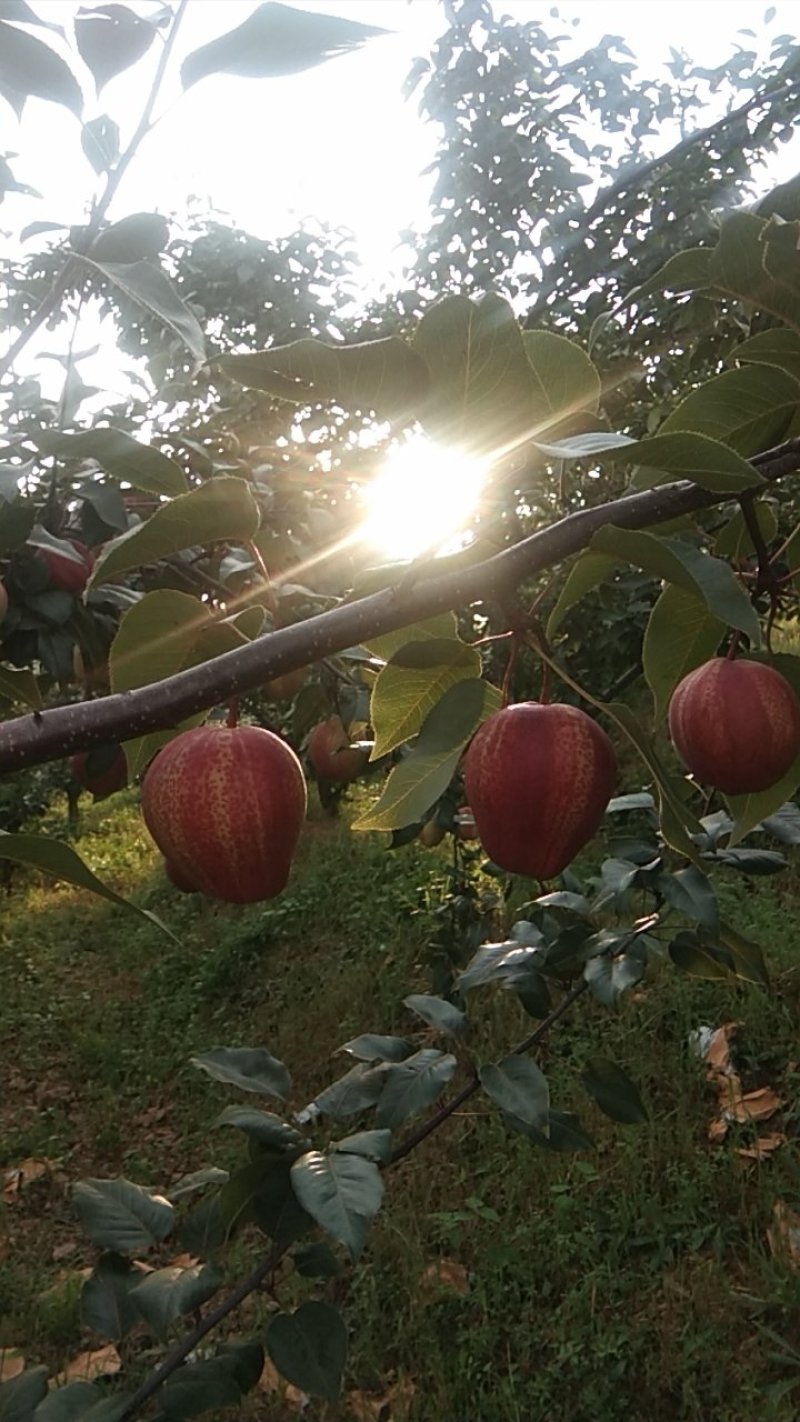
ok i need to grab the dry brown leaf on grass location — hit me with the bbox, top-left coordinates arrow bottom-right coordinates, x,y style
3,1157 -> 55,1202
767,1201 -> 800,1267
705,1021 -> 740,1074
284,1384 -> 310,1413
51,1239 -> 79,1262
54,1344 -> 121,1386
738,1132 -> 786,1161
419,1258 -> 469,1295
348,1376 -> 416,1421
0,1350 -> 25,1383
707,1080 -> 782,1143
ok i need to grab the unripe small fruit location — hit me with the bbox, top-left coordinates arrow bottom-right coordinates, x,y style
464,702 -> 617,880
307,716 -> 369,783
668,657 -> 800,795
71,745 -> 128,800
419,819 -> 446,848
263,666 -> 307,702
141,723 -> 307,903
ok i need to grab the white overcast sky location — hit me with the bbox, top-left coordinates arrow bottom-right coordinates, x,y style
3,0 -> 799,291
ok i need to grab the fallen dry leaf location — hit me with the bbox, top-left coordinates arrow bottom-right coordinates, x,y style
54,1344 -> 121,1386
419,1258 -> 469,1296
3,1157 -> 54,1202
738,1132 -> 786,1161
705,1021 -> 740,1074
284,1384 -> 310,1413
0,1350 -> 25,1383
51,1240 -> 79,1262
257,1357 -> 281,1395
768,1200 -> 800,1268
348,1377 -> 416,1422
732,1086 -> 782,1124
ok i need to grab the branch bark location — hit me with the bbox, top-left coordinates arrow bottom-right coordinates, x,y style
1,440 -> 799,774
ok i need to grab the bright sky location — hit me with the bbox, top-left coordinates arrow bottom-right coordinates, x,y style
3,0 -> 798,291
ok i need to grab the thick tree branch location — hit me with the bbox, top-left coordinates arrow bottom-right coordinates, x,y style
1,440 -> 799,774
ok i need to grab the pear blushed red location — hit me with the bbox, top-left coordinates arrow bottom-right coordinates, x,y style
668,657 -> 800,795
142,723 -> 307,903
464,701 -> 617,880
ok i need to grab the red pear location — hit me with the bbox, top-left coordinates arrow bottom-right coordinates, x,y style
71,745 -> 128,800
307,716 -> 369,783
37,540 -> 92,595
141,723 -> 307,903
464,702 -> 617,880
668,657 -> 800,795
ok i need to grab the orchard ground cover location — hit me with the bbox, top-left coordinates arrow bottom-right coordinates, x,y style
2,784 -> 800,1421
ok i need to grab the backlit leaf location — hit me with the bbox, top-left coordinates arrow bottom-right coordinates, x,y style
221,336 -> 427,422
36,427 -> 186,498
92,477 -> 259,585
182,1 -> 388,87
643,585 -> 725,721
370,638 -> 481,760
75,4 -> 155,91
0,833 -> 173,937
0,22 -> 82,113
80,256 -> 205,366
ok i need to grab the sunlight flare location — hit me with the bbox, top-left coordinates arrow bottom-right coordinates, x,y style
361,437 -> 486,560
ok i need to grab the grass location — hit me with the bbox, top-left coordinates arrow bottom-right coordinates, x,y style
2,783 -> 800,1419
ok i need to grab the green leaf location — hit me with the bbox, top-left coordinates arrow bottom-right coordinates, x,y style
591,528 -> 761,644
313,1063 -> 387,1118
266,1301 -> 346,1403
80,114 -> 120,175
0,665 -> 42,710
581,1058 -> 647,1124
403,993 -> 466,1035
0,832 -> 173,938
80,1254 -> 143,1342
354,678 -> 500,831
626,247 -> 712,306
480,1056 -> 550,1132
81,256 -> 206,366
658,865 -> 719,934
713,500 -> 778,561
503,1109 -> 594,1152
601,701 -> 704,860
735,328 -> 800,383
159,1357 -> 242,1418
91,213 -> 170,265
93,476 -> 258,585
364,612 -> 458,663
34,1383 -> 101,1422
659,365 -> 800,456
375,1048 -> 457,1129
293,1241 -> 341,1278
457,938 -> 543,991
340,1034 -> 414,1063
669,930 -> 735,980
190,1047 -> 291,1101
332,1129 -> 392,1164
221,335 -> 427,422
0,1369 -> 48,1422
412,292 -> 539,458
370,638 -> 481,760
514,970 -> 553,1019
182,1 -> 388,87
131,1262 -> 223,1342
540,428 -> 761,493
36,428 -> 186,498
73,1178 -> 174,1254
75,4 -> 155,90
718,921 -> 769,987
0,500 -> 36,554
709,212 -> 800,334
212,1105 -> 306,1153
0,22 -> 82,113
522,330 -> 601,436
546,552 -> 618,638
583,948 -> 646,1008
290,1151 -> 383,1261
248,1164 -> 313,1247
726,752 -> 800,848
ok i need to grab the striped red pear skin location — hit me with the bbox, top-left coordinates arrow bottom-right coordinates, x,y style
668,657 -> 800,795
142,724 -> 307,903
464,702 -> 617,880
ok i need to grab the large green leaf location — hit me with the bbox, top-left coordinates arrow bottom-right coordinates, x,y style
36,427 -> 187,498
659,364 -> 800,457
0,21 -> 82,113
80,1255 -> 143,1343
591,528 -> 761,644
375,1048 -> 457,1129
479,1056 -> 549,1132
91,213 -> 170,265
75,4 -> 155,91
403,994 -> 466,1035
546,552 -> 618,638
643,585 -> 725,721
131,1262 -> 223,1342
34,1382 -> 102,1422
182,2 -> 388,87
213,1105 -> 307,1154
713,500 -> 777,561
92,477 -> 259,585
734,328 -> 800,383
370,637 -> 481,760
522,330 -> 601,435
709,212 -> 800,333
190,1047 -> 291,1101
0,832 -> 173,937
0,1368 -> 48,1422
290,1151 -> 383,1261
603,701 -> 704,860
581,1058 -> 647,1124
266,1301 -> 346,1403
221,336 -> 428,422
81,256 -> 206,365
657,865 -> 719,935
726,751 -> 800,848
354,678 -> 499,831
412,292 -> 539,458
73,1178 -> 174,1254
536,428 -> 761,493
364,612 -> 458,662
626,247 -> 713,306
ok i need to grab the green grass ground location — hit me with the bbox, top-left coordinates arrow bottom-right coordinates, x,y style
3,787 -> 800,1420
